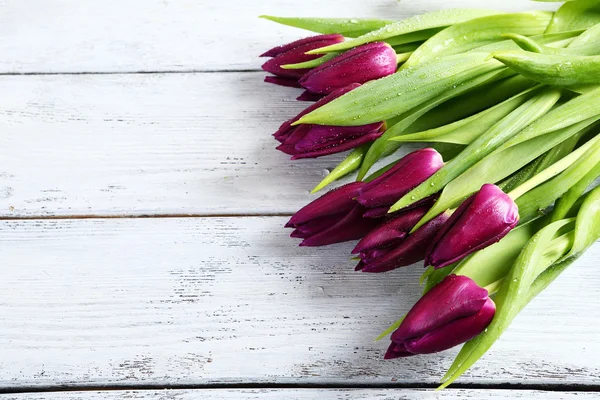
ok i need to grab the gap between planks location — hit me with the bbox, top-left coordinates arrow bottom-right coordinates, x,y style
0,213 -> 293,221
3,382 -> 600,395
0,69 -> 261,76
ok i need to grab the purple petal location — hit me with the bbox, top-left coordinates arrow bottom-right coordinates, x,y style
403,297 -> 495,354
352,206 -> 429,254
391,275 -> 490,345
357,148 -> 444,209
425,184 -> 519,269
288,181 -> 364,227
264,76 -> 302,88
260,34 -> 344,57
296,91 -> 324,102
290,129 -> 383,159
299,42 -> 397,95
359,212 -> 449,273
300,204 -> 378,246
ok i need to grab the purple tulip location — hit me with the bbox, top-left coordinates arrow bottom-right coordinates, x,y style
356,148 -> 444,214
425,184 -> 519,270
385,274 -> 496,359
261,34 -> 344,88
298,42 -> 398,95
285,181 -> 379,247
275,84 -> 385,159
354,212 -> 449,273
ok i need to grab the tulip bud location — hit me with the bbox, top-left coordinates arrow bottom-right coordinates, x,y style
298,42 -> 398,95
275,84 -> 385,159
261,34 -> 344,88
355,212 -> 449,273
385,274 -> 496,359
425,184 -> 519,270
286,182 -> 379,247
356,148 -> 444,214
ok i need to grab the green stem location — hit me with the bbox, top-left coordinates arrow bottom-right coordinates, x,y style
396,52 -> 413,64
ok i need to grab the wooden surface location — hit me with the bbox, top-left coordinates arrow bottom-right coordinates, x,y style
1,0 -> 599,398
2,389 -> 600,399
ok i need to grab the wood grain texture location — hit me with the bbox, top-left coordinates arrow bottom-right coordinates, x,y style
0,72 -> 376,217
1,217 -> 599,389
0,0 -> 556,74
3,389 -> 600,400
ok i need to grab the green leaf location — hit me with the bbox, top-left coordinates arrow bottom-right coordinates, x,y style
281,53 -> 338,70
375,316 -> 405,342
563,185 -> 600,259
498,130 -> 582,193
452,217 -> 548,288
414,117 -> 598,230
390,87 -> 561,216
295,52 -> 505,127
357,67 -> 508,179
493,51 -> 600,87
389,85 -> 538,145
363,158 -> 398,183
409,74 -> 535,132
310,144 -> 369,193
501,87 -> 600,149
513,134 -> 600,221
440,217 -> 575,389
403,12 -> 553,69
306,9 -> 500,54
545,0 -> 600,34
384,27 -> 445,47
506,23 -> 600,57
443,185 -> 600,388
568,22 -> 600,48
525,186 -> 600,307
423,264 -> 455,294
259,16 -> 394,38
551,148 -> 600,221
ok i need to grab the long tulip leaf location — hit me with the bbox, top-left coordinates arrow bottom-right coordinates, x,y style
357,67 -> 508,179
442,186 -> 600,388
565,185 -> 600,257
551,147 -> 600,221
389,85 -> 538,146
493,51 -> 600,87
545,0 -> 600,33
499,130 -> 583,193
306,9 -> 500,54
390,87 -> 561,215
516,135 -> 600,221
440,217 -> 575,389
414,118 -> 598,231
384,27 -> 444,47
295,52 -> 505,127
403,12 -> 553,69
310,144 -> 369,193
410,74 -> 535,133
506,24 -> 600,56
452,217 -> 547,288
500,86 -> 600,149
281,53 -> 338,69
259,16 -> 394,38
375,316 -> 405,342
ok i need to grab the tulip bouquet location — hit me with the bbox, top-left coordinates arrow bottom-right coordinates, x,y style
259,0 -> 600,388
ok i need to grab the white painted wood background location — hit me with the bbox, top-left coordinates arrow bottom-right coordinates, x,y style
1,0 -> 599,399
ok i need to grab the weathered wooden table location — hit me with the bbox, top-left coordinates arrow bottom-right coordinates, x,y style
1,0 -> 599,399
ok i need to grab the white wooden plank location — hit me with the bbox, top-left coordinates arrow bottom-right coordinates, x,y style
0,0 -> 557,74
2,389 -> 600,400
0,72 -> 375,217
1,217 -> 599,388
